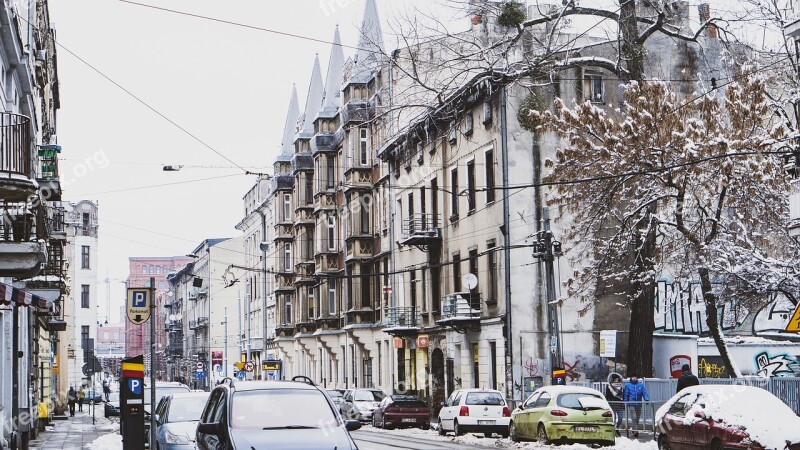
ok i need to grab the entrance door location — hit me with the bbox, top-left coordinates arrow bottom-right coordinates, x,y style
431,348 -> 445,417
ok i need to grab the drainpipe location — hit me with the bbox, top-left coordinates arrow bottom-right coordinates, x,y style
500,86 -> 514,402
260,209 -> 268,361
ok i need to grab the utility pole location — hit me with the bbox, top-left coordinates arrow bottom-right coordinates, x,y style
536,212 -> 563,377
246,290 -> 252,365
149,277 -> 156,450
223,308 -> 228,379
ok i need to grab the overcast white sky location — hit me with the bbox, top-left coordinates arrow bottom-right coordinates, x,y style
46,0 -> 772,324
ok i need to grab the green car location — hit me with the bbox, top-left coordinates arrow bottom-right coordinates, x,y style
509,385 -> 615,446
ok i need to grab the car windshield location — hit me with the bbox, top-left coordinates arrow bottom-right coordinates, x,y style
231,389 -> 336,430
354,390 -> 384,401
558,392 -> 607,410
465,392 -> 505,406
327,390 -> 343,399
167,395 -> 209,422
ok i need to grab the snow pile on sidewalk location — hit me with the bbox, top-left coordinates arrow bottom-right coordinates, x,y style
86,432 -> 121,450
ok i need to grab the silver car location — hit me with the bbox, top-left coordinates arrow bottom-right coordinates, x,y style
153,391 -> 210,449
340,389 -> 386,422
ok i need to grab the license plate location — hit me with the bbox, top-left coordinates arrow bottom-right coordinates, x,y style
478,420 -> 496,425
402,418 -> 416,423
573,426 -> 597,433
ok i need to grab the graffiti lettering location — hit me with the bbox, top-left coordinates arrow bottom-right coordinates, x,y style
523,357 -> 540,377
698,357 -> 727,378
754,352 -> 799,378
654,279 -> 749,335
562,360 -> 581,381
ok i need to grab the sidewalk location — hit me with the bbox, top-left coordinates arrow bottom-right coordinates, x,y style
29,407 -> 119,450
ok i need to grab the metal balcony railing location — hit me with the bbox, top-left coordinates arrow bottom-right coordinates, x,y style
402,213 -> 442,239
0,112 -> 31,177
441,292 -> 482,319
385,306 -> 421,327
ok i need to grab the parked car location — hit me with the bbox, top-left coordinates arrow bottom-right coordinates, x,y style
195,377 -> 361,450
340,388 -> 386,422
144,382 -> 191,447
153,391 -> 210,449
104,392 -> 120,418
326,389 -> 345,409
85,389 -> 104,404
372,395 -> 430,430
509,385 -> 614,446
655,384 -> 800,450
437,389 -> 510,438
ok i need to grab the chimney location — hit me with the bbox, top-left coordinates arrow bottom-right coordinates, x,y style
698,3 -> 717,39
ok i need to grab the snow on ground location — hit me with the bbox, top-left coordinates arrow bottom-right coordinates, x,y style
86,432 -> 121,450
367,424 -> 657,449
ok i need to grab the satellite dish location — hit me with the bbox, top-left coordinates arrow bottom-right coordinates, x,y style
463,273 -> 478,290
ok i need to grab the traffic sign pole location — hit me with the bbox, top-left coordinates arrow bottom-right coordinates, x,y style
150,277 -> 156,450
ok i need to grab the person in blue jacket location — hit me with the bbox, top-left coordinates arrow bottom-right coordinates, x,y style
623,374 -> 649,437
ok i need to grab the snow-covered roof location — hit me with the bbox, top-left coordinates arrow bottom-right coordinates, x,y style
655,384 -> 800,449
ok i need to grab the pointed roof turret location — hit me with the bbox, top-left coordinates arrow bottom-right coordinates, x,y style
297,55 -> 324,138
318,26 -> 344,118
349,0 -> 384,84
278,84 -> 299,161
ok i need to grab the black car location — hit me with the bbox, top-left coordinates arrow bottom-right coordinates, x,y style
196,376 -> 361,450
104,392 -> 120,417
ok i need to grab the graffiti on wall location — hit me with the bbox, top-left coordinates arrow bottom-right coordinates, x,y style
754,352 -> 800,377
697,356 -> 730,378
523,357 -> 542,377
654,279 -> 798,338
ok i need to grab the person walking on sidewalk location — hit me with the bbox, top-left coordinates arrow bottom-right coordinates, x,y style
102,379 -> 111,402
77,386 -> 85,412
623,374 -> 650,437
676,364 -> 699,393
605,372 -> 624,436
67,386 -> 77,417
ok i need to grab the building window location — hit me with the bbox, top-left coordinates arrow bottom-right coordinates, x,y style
584,72 -> 604,103
82,213 -> 91,236
326,156 -> 336,189
467,160 -> 476,212
450,168 -> 459,220
305,177 -> 313,204
156,266 -> 161,275
149,265 -> 155,275
468,248 -> 478,298
328,287 -> 337,315
360,196 -> 370,234
453,252 -> 461,292
81,285 -> 90,309
282,194 -> 291,222
81,325 -> 89,351
485,149 -> 495,203
81,246 -> 90,269
410,270 -> 417,310
327,217 -> 336,251
359,126 -> 369,166
308,287 -> 315,319
141,265 -> 147,275
284,243 -> 292,271
487,241 -> 498,303
431,177 -> 439,227
464,112 -> 473,136
284,294 -> 292,324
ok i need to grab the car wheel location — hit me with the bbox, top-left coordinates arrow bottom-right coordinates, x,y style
421,423 -> 430,431
454,420 -> 463,436
658,435 -> 671,450
537,423 -> 549,444
710,439 -> 723,450
438,422 -> 446,436
510,421 -> 519,442
484,432 -> 493,438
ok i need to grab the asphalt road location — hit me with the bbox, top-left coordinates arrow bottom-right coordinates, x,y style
351,428 -> 499,450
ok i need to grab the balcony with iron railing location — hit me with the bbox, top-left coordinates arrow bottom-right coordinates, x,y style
383,306 -> 423,336
0,200 -> 48,278
400,213 -> 442,249
0,112 -> 36,200
437,292 -> 482,332
340,101 -> 374,126
189,317 -> 208,330
36,144 -> 62,201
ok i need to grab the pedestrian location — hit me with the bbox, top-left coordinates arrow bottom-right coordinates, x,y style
623,374 -> 649,437
77,386 -> 85,412
605,372 -> 624,436
102,379 -> 111,402
67,386 -> 76,417
676,364 -> 699,393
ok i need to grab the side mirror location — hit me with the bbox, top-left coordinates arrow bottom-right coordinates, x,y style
345,420 -> 362,432
197,422 -> 221,436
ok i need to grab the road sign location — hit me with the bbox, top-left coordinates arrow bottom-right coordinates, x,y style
786,304 -> 800,332
82,356 -> 103,376
244,361 -> 255,372
126,288 -> 151,325
195,371 -> 205,379
235,371 -> 245,380
196,362 -> 204,370
600,330 -> 617,357
127,378 -> 142,396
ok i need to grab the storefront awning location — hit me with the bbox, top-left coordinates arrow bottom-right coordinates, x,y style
0,282 -> 53,309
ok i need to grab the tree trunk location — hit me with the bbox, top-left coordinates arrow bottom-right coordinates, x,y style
625,210 -> 657,377
619,0 -> 644,83
697,266 -> 742,377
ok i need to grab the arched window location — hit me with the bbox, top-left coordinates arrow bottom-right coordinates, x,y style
163,265 -> 168,274
141,265 -> 147,274
149,265 -> 155,275
156,266 -> 161,275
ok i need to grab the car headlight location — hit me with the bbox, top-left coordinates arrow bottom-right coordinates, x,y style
164,431 -> 191,445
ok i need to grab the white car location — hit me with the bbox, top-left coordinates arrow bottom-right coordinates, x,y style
437,389 -> 510,438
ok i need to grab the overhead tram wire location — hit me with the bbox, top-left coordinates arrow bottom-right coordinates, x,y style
69,173 -> 242,196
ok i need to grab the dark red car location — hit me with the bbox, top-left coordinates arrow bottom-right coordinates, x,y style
655,385 -> 800,450
371,395 -> 431,430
